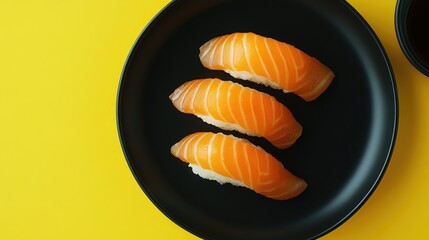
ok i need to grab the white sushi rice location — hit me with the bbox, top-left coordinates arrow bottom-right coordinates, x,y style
197,114 -> 260,137
189,164 -> 248,188
224,69 -> 289,93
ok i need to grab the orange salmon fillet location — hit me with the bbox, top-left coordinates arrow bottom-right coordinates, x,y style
199,32 -> 334,101
169,78 -> 302,149
171,132 -> 307,200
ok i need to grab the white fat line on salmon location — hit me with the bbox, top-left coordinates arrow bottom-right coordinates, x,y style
257,153 -> 272,186
215,81 -> 226,122
169,87 -> 183,102
181,133 -> 199,161
268,124 -> 289,140
208,37 -> 222,67
203,79 -> 214,115
270,97 -> 276,130
229,33 -> 238,71
254,33 -> 271,80
268,127 -> 299,147
199,39 -> 214,60
243,143 -> 253,188
219,134 -> 233,178
266,192 -> 289,200
226,84 -> 239,124
206,133 -> 216,170
238,87 -> 249,130
264,37 -> 280,82
300,71 -> 334,100
242,33 -> 255,74
177,80 -> 198,110
193,132 -> 208,166
232,139 -> 245,183
290,74 -> 310,93
285,44 -> 300,84
249,90 -> 258,133
260,93 -> 267,134
275,41 -> 289,89
258,179 -> 275,187
295,53 -> 306,82
269,133 -> 288,144
189,80 -> 203,110
255,147 -> 262,185
171,142 -> 180,157
289,70 -> 310,93
273,105 -> 285,125
294,51 -> 307,84
266,181 -> 306,199
264,151 -> 272,177
257,184 -> 282,193
296,50 -> 305,70
218,34 -> 230,67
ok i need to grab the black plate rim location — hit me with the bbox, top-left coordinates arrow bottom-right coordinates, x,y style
116,0 -> 399,239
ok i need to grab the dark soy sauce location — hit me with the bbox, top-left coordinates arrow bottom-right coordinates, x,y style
407,0 -> 429,67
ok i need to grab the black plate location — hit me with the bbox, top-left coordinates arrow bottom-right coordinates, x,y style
117,0 -> 398,239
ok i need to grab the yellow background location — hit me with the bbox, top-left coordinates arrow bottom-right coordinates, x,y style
1,0 -> 428,239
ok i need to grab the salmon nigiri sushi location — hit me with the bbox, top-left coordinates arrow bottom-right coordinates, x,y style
169,78 -> 302,149
171,132 -> 307,200
199,32 -> 335,101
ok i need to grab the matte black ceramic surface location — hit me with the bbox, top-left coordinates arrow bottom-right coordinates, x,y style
117,0 -> 398,239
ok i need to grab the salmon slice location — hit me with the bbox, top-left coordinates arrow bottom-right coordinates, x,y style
171,132 -> 307,200
199,32 -> 335,101
169,78 -> 302,149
